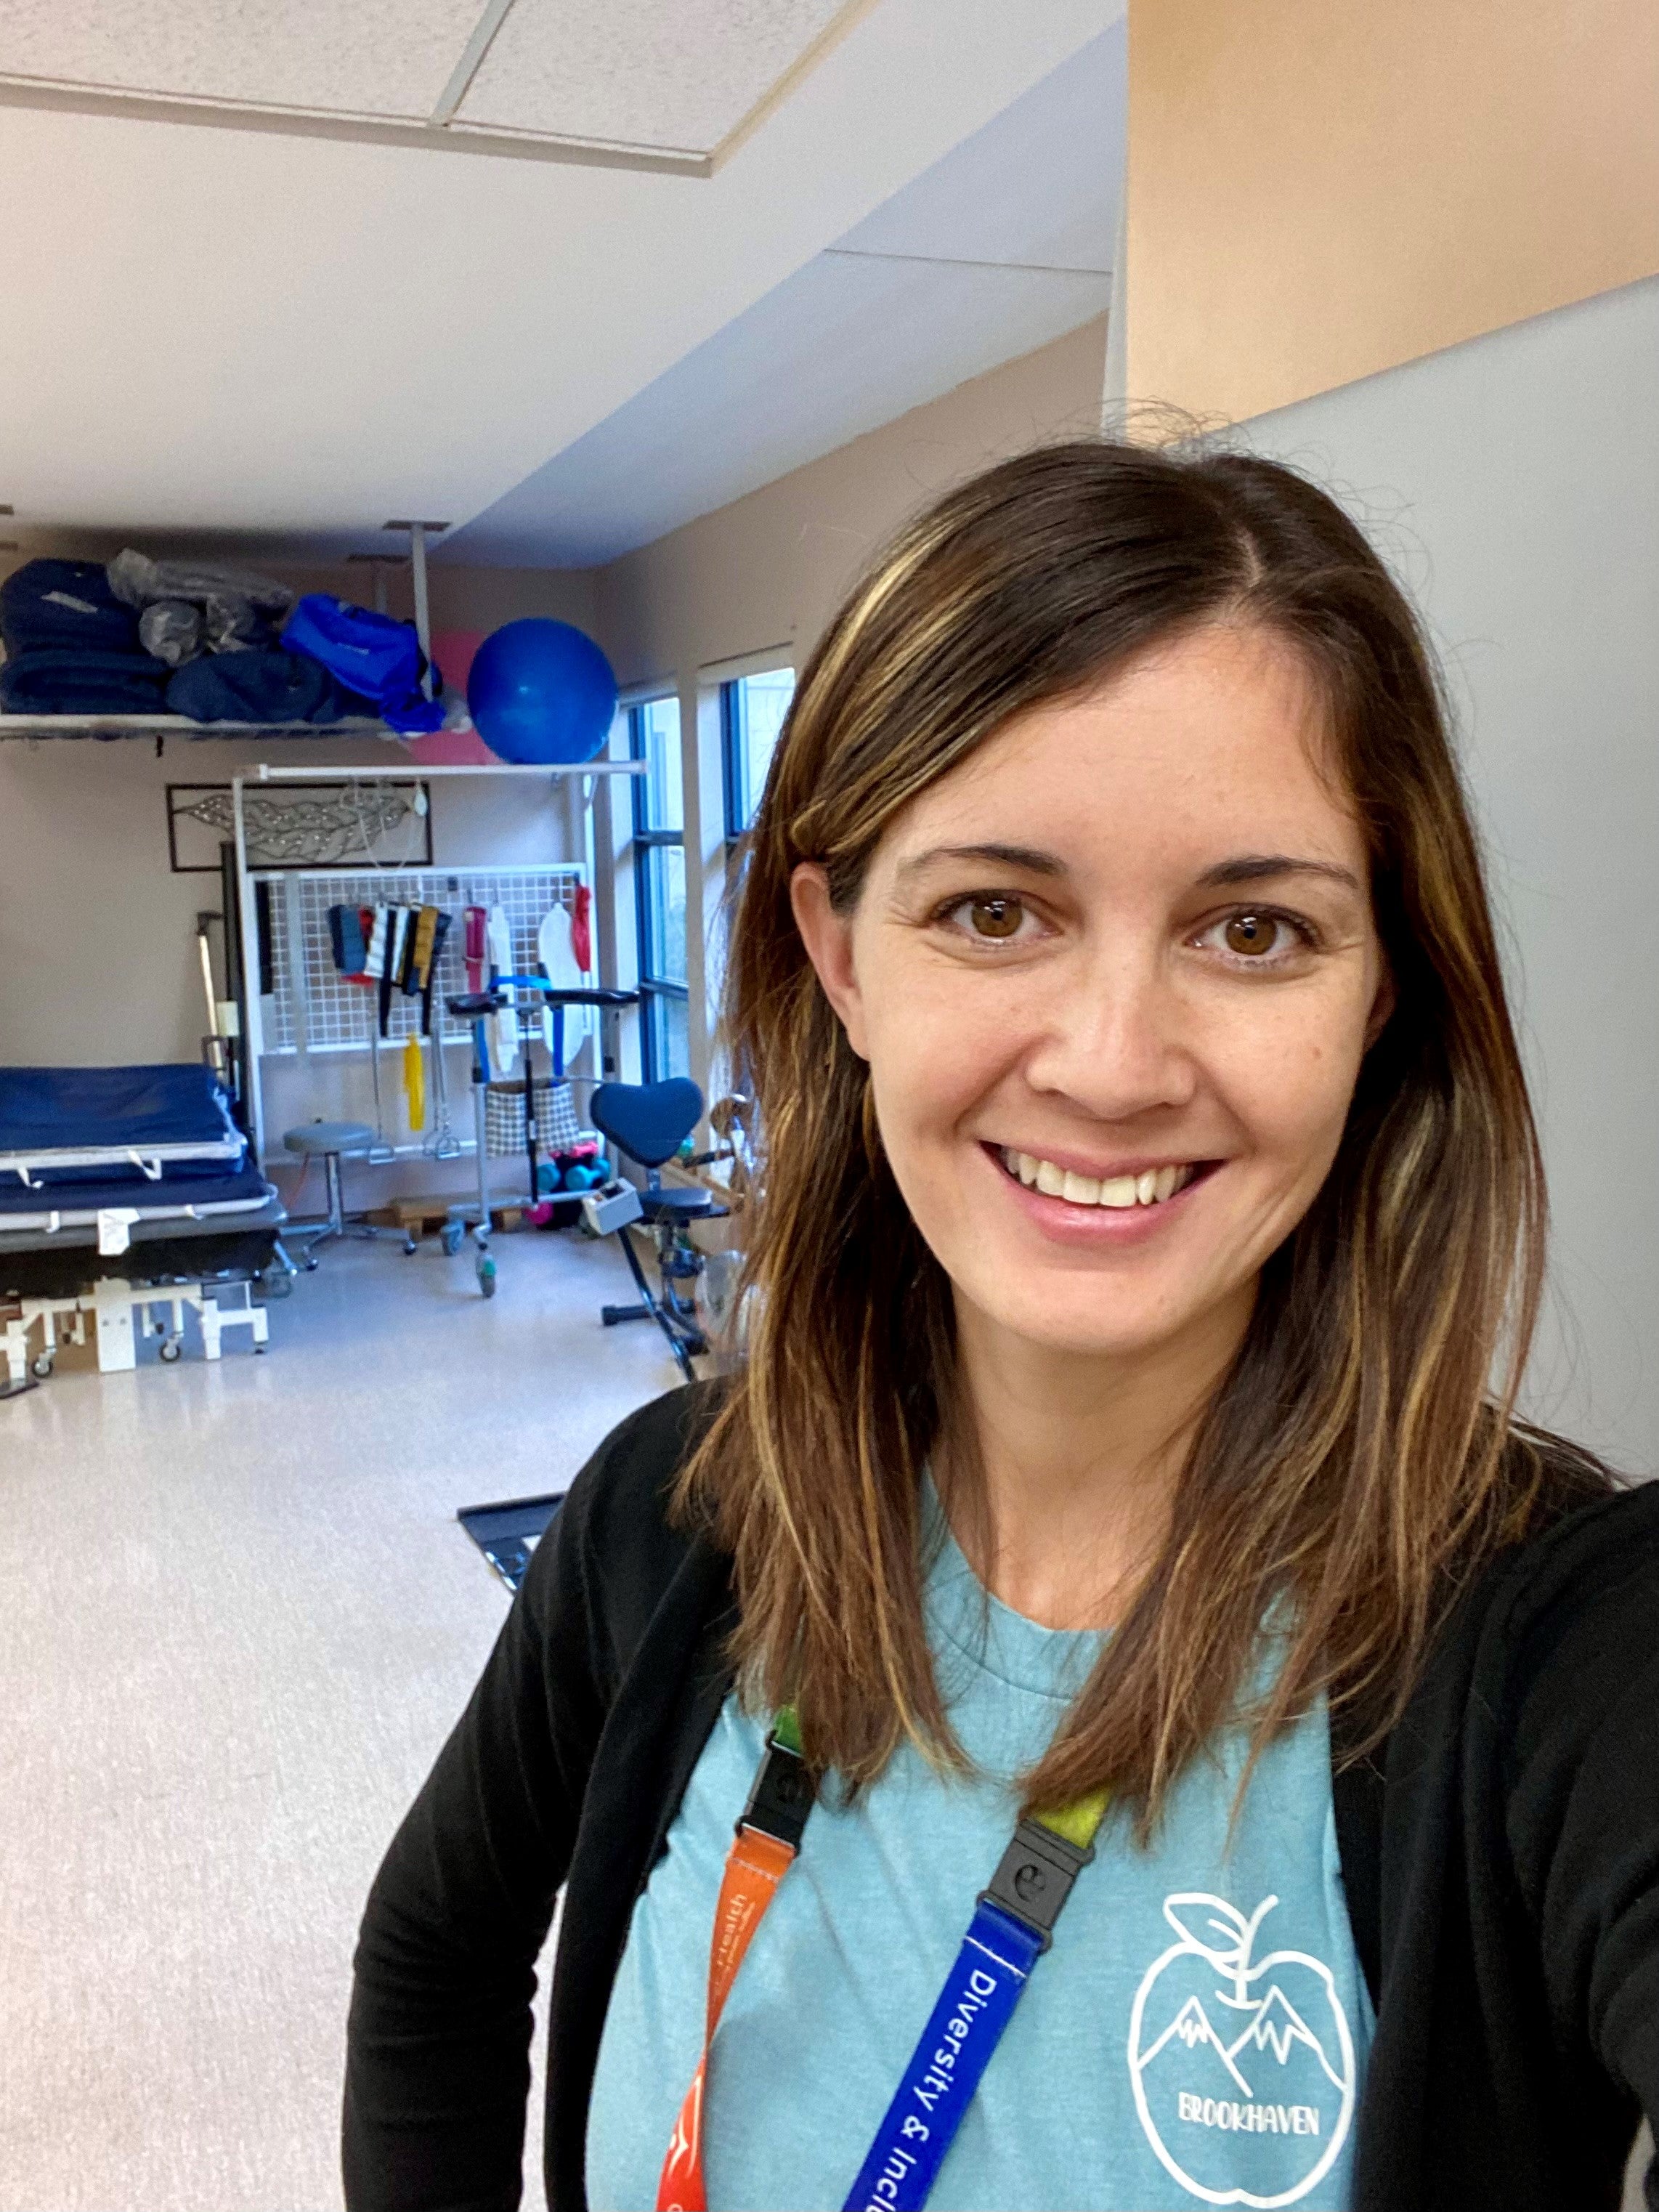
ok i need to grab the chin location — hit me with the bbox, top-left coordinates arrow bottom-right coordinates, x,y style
961,1281 -> 1198,1361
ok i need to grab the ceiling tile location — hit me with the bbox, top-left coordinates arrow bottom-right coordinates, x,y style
0,0 -> 483,121
456,0 -> 848,153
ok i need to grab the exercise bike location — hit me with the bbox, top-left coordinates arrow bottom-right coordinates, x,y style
583,1076 -> 733,1382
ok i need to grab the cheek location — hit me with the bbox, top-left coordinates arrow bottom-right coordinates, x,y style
863,973 -> 1016,1123
1214,996 -> 1366,1174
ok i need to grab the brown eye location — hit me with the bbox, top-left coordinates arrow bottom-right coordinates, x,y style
1224,912 -> 1278,957
968,896 -> 1023,939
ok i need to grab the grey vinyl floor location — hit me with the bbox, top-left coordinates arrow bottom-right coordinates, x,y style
0,1226 -> 681,2212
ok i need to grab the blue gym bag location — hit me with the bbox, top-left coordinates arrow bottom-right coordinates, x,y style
280,596 -> 445,734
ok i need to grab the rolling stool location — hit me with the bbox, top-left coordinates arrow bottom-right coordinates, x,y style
282,1120 -> 399,1268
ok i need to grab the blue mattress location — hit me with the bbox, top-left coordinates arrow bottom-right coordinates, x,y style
0,1159 -> 273,1228
0,1064 -> 244,1183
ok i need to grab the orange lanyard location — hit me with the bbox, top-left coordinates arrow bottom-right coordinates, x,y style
656,1710 -> 814,2212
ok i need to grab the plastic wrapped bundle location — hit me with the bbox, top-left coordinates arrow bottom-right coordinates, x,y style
107,549 -> 293,617
137,601 -> 204,666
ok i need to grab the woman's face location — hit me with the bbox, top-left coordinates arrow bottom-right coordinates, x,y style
792,623 -> 1392,1364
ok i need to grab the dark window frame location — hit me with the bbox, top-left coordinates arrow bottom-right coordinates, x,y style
720,678 -> 747,849
629,701 -> 689,1082
721,666 -> 795,854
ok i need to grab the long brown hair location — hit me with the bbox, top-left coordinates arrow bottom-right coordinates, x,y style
678,439 -> 1610,1829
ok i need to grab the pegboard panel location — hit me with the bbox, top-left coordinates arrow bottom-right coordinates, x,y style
257,865 -> 587,1057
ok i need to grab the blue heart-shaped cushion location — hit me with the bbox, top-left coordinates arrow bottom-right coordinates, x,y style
589,1078 -> 703,1169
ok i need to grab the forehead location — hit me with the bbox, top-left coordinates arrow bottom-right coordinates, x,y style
885,625 -> 1360,874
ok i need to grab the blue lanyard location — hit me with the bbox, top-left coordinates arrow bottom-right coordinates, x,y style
661,1720 -> 1107,2212
842,1798 -> 1108,2211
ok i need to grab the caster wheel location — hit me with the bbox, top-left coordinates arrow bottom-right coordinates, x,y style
403,1239 -> 418,1257
442,1223 -> 463,1257
303,1255 -> 320,1272
159,1338 -> 182,1364
30,1353 -> 54,1380
478,1255 -> 498,1298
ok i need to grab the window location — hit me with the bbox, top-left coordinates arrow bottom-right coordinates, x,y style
629,696 -> 689,1082
721,667 -> 795,843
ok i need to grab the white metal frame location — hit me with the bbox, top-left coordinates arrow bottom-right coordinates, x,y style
232,759 -> 644,1169
691,644 -> 797,1119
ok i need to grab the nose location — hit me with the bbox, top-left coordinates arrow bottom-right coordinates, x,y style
1019,941 -> 1198,1122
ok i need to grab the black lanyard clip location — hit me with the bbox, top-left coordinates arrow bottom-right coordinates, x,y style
978,1817 -> 1095,1951
737,1727 -> 816,1851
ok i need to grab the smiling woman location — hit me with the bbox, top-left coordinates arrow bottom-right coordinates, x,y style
344,444 -> 1659,2212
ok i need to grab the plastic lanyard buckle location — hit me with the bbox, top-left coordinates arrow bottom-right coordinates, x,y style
977,1815 -> 1096,1952
737,1725 -> 816,1850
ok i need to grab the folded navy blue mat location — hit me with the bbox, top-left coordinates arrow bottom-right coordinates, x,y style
166,646 -> 345,726
0,1064 -> 242,1159
0,1158 -> 273,1218
4,1151 -> 246,1192
0,559 -> 140,655
0,647 -> 169,715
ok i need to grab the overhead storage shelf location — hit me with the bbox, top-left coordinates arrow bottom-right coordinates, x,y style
0,713 -> 399,740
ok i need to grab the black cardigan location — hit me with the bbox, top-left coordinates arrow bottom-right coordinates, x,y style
344,1380 -> 1659,2212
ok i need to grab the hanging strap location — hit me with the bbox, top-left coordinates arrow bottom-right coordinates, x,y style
657,1710 -> 815,2212
656,1709 -> 1107,2212
841,1794 -> 1108,2212
418,909 -> 452,1039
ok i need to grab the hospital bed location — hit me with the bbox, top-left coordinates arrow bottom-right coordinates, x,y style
0,1065 -> 283,1383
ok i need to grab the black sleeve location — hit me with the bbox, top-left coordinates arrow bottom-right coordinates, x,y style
1501,1483 -> 1659,2202
341,1385 -> 714,2212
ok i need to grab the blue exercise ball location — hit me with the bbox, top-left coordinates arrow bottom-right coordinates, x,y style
468,618 -> 618,764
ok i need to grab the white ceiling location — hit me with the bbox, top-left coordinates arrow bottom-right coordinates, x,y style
0,0 -> 1124,561
0,0 -> 851,158
445,23 -> 1124,565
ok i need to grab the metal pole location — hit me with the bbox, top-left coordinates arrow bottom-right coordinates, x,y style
410,522 -> 434,698
231,777 -> 268,1170
255,761 -> 644,782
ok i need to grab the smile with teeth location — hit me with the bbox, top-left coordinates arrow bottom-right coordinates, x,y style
998,1148 -> 1198,1210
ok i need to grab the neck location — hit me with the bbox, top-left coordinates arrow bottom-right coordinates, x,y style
941,1287 -> 1254,1632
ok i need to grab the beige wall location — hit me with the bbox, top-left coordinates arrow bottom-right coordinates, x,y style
1127,0 -> 1659,424
586,316 -> 1109,1108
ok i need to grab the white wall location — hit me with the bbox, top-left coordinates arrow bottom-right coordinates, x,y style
1240,274 -> 1659,1476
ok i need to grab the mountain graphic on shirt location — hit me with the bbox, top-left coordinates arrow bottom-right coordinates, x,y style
1137,1996 -> 1254,2096
1225,1985 -> 1347,2094
1129,1892 -> 1358,2203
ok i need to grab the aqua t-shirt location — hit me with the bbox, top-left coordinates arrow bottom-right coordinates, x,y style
585,1508 -> 1373,2211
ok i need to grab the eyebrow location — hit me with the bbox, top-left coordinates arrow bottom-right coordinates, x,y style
895,843 -> 1363,895
1195,854 -> 1363,894
895,842 -> 1066,881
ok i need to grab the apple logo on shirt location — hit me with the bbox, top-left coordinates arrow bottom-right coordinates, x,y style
1128,1893 -> 1356,2207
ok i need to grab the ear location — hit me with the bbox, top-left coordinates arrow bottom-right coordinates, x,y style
789,863 -> 869,1061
